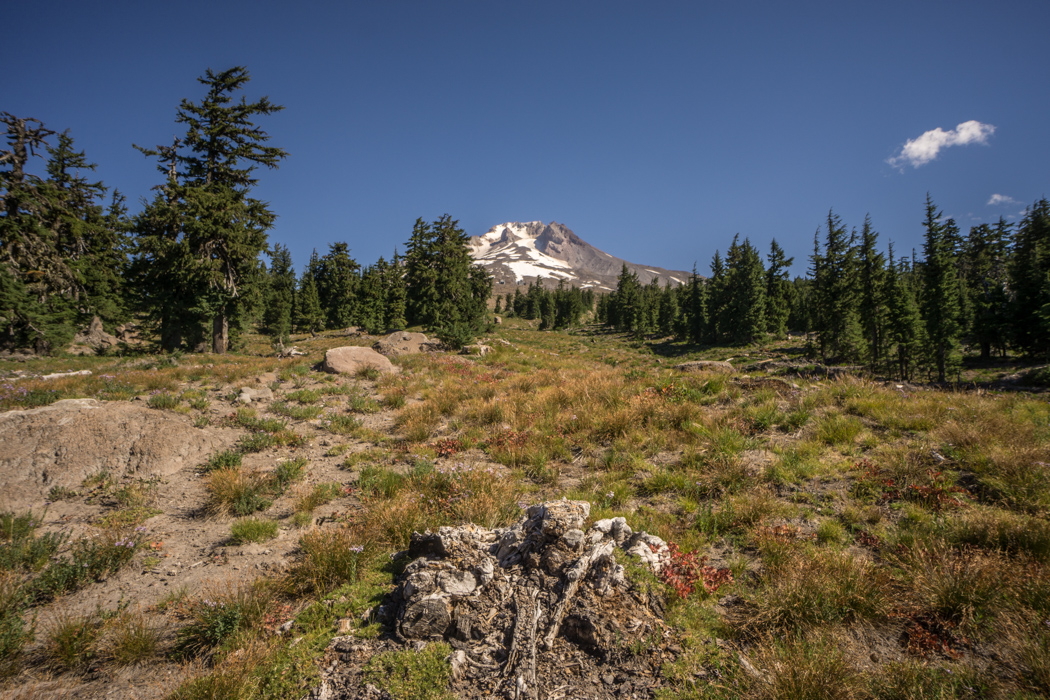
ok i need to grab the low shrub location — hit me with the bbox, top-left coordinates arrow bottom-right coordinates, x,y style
199,450 -> 242,473
172,581 -> 273,660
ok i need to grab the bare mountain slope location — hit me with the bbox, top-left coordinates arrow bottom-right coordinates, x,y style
469,221 -> 690,292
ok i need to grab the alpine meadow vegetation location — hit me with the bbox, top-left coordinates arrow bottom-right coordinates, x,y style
3,65 -> 1050,700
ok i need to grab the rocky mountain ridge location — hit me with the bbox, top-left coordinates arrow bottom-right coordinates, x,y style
469,221 -> 691,292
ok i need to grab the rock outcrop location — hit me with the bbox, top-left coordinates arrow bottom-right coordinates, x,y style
67,316 -> 119,355
312,501 -> 679,700
371,332 -> 443,357
0,399 -> 238,512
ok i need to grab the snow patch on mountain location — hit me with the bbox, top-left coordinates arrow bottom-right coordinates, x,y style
469,221 -> 691,293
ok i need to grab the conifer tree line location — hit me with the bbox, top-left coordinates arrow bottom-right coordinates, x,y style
495,279 -> 596,330
1,67 -> 490,354
600,195 -> 1050,381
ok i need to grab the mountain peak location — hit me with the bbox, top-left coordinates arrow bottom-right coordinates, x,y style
469,221 -> 689,292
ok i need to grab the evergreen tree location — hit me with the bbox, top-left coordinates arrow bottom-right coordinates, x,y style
383,250 -> 407,331
316,242 -> 359,329
403,215 -> 490,336
706,251 -> 727,343
657,283 -> 679,336
294,251 -> 323,334
0,114 -> 81,351
723,235 -> 766,343
612,264 -> 643,336
963,219 -> 1011,359
919,195 -> 963,382
857,215 -> 888,372
263,243 -> 294,342
132,67 -> 286,352
358,259 -> 385,335
765,239 -> 793,337
1009,199 -> 1050,356
885,243 -> 924,381
682,265 -> 707,343
811,211 -> 862,362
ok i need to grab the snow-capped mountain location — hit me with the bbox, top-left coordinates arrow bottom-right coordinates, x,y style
469,221 -> 690,293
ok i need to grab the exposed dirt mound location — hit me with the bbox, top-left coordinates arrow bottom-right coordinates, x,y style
0,399 -> 238,511
311,501 -> 683,700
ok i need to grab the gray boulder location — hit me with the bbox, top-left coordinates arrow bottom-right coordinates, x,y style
322,346 -> 398,375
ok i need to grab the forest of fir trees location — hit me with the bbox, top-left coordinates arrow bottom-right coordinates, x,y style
4,67 -> 1050,381
0,69 -> 492,354
595,195 -> 1050,383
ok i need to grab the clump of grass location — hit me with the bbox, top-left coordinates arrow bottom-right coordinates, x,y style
356,367 -> 381,381
752,547 -> 891,632
0,572 -> 31,677
43,609 -> 101,671
284,527 -> 373,595
270,401 -> 324,420
941,505 -> 1050,561
46,485 -> 78,501
146,391 -> 181,410
357,461 -> 519,548
30,527 -> 143,602
342,449 -> 386,470
1,511 -> 65,573
869,660 -> 992,699
203,468 -> 272,517
347,386 -> 381,414
751,632 -> 865,700
694,488 -> 783,539
115,478 -> 159,509
363,641 -> 454,700
270,457 -> 308,494
323,412 -> 362,436
357,465 -> 408,499
395,403 -> 440,441
284,388 -> 320,404
890,542 -> 1004,629
102,610 -> 163,666
816,518 -> 848,546
230,408 -> 307,451
200,450 -> 242,473
293,483 -> 342,515
230,518 -> 279,545
815,413 -> 864,446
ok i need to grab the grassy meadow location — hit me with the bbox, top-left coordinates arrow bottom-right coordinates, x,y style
1,319 -> 1049,699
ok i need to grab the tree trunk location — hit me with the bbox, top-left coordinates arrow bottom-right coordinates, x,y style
212,313 -> 228,354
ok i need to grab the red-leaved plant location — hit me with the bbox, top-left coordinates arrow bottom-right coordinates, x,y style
656,541 -> 734,599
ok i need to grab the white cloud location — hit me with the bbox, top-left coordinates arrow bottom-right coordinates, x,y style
987,193 -> 1019,207
888,120 -> 996,169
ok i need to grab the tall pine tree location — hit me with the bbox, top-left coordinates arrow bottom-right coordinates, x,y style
132,67 -> 286,353
919,195 -> 963,382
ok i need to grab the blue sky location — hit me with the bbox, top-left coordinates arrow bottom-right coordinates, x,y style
5,0 -> 1048,276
